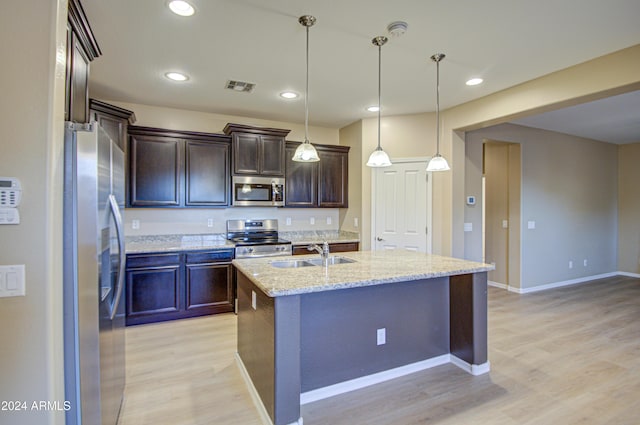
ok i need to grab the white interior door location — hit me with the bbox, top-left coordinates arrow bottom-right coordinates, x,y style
372,160 -> 431,253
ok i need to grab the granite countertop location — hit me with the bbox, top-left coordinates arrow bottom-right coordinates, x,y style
125,230 -> 360,254
126,234 -> 234,254
280,230 -> 360,245
233,250 -> 494,297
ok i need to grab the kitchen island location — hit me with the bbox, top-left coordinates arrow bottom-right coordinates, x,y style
233,251 -> 494,425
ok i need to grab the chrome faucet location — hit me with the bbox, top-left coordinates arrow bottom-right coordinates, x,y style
308,241 -> 330,261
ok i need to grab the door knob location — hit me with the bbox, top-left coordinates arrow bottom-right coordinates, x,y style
376,237 -> 384,241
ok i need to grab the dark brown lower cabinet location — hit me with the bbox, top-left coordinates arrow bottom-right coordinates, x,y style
126,249 -> 234,325
292,242 -> 359,256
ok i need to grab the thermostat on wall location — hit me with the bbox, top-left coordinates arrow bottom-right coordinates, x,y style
0,177 -> 22,208
466,196 -> 476,206
0,177 -> 21,225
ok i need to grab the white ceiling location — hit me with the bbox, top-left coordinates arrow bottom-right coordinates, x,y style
83,0 -> 640,140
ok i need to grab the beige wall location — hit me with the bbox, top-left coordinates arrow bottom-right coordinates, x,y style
0,1 -> 67,424
618,143 -> 640,273
447,44 -> 640,257
466,124 -> 618,290
338,120 -> 363,235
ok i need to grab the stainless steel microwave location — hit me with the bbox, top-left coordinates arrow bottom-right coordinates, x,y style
232,176 -> 285,207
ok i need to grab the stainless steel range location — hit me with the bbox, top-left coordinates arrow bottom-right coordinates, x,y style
227,219 -> 292,258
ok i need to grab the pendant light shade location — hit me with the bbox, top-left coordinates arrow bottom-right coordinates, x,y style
426,53 -> 450,172
292,15 -> 320,162
366,36 -> 392,168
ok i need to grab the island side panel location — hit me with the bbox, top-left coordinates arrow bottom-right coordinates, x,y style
237,272 -> 276,420
237,271 -> 302,425
299,277 -> 450,392
274,295 -> 301,425
449,272 -> 488,365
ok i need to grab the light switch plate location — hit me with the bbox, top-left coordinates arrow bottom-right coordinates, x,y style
0,265 -> 25,297
464,222 -> 473,232
527,220 -> 536,230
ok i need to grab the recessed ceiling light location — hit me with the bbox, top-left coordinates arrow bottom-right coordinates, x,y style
168,0 -> 195,17
466,78 -> 483,86
366,105 -> 380,112
280,91 -> 299,99
165,72 -> 189,81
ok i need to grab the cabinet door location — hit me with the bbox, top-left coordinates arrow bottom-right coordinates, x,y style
261,135 -> 285,176
185,140 -> 230,206
233,134 -> 260,175
93,111 -> 126,151
68,32 -> 90,123
328,242 -> 359,253
285,146 -> 317,207
185,263 -> 233,314
126,265 -> 182,325
129,135 -> 182,206
318,151 -> 348,207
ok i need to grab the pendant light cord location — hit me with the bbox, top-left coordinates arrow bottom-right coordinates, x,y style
435,58 -> 440,155
304,25 -> 310,143
377,43 -> 382,150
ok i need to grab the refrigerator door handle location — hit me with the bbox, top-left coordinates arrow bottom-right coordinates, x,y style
108,194 -> 126,321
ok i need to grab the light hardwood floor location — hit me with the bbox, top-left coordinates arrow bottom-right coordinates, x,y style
119,275 -> 640,425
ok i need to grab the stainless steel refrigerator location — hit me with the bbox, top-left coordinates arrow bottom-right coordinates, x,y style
64,122 -> 126,425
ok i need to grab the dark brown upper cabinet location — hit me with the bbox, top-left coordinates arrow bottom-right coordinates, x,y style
285,142 -> 349,208
223,123 -> 290,177
128,126 -> 230,208
89,99 -> 136,152
66,0 -> 101,123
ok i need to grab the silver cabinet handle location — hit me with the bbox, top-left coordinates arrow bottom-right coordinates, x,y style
376,237 -> 384,241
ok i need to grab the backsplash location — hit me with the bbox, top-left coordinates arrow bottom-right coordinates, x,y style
124,207 -> 341,236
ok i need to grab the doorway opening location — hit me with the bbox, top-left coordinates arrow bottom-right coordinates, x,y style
483,141 -> 521,290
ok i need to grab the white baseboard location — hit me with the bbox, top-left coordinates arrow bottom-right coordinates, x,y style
491,271 -> 638,294
300,354 -> 450,405
235,353 -> 274,425
450,356 -> 491,376
618,271 -> 640,278
488,280 -> 507,290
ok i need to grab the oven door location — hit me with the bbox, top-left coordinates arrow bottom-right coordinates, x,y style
232,176 -> 284,207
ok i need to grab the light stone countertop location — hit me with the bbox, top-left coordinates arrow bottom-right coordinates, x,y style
233,250 -> 494,297
126,234 -> 234,254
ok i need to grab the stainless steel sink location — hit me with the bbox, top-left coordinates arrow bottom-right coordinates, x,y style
306,256 -> 357,266
270,259 -> 316,268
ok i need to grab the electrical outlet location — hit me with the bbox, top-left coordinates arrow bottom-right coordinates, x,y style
583,259 -> 588,267
251,291 -> 257,310
326,216 -> 332,225
207,218 -> 213,228
569,260 -> 573,269
528,220 -> 536,230
132,219 -> 140,230
354,217 -> 359,228
286,217 -> 292,226
377,328 -> 386,345
310,217 -> 315,225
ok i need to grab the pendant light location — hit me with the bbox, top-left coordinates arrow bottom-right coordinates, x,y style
426,53 -> 451,172
366,36 -> 392,168
292,15 -> 320,162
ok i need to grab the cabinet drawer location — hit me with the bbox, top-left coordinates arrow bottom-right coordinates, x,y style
126,253 -> 182,268
185,250 -> 234,264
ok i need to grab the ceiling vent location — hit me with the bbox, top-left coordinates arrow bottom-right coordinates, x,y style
225,80 -> 255,93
